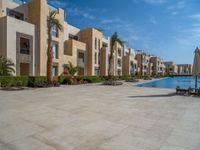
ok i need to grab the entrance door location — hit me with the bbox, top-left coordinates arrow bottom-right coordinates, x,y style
20,63 -> 29,76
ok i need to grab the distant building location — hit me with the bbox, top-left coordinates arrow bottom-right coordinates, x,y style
164,61 -> 178,75
135,51 -> 152,76
150,57 -> 166,75
123,48 -> 138,76
177,64 -> 193,75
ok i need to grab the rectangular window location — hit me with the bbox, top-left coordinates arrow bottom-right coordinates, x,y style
7,9 -> 24,20
95,38 -> 97,49
20,37 -> 30,55
95,67 -> 100,76
52,25 -> 58,37
78,52 -> 84,62
118,48 -> 121,56
98,39 -> 100,50
95,52 -> 97,64
98,52 -> 101,65
52,65 -> 58,76
118,59 -> 121,67
52,43 -> 59,59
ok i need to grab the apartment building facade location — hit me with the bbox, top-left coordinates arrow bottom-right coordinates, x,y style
1,0 -> 192,77
164,61 -> 178,75
135,51 -> 153,76
123,48 -> 138,75
150,57 -> 166,75
0,0 -> 113,76
177,64 -> 193,75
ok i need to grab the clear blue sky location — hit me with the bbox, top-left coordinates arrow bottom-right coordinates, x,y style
48,0 -> 200,64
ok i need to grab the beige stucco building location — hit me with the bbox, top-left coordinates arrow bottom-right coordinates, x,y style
2,0 -> 191,77
177,64 -> 193,75
150,57 -> 166,75
135,51 -> 153,76
164,61 -> 178,75
0,0 -> 112,76
123,48 -> 138,75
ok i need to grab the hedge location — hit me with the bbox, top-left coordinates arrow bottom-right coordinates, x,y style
0,76 -> 48,88
0,76 -> 29,88
58,75 -> 105,85
28,76 -> 48,87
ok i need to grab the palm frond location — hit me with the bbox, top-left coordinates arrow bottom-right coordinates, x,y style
48,11 -> 63,32
0,56 -> 15,76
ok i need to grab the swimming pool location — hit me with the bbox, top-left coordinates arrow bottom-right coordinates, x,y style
137,77 -> 200,89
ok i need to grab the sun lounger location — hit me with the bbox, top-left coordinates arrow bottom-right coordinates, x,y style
176,86 -> 190,95
197,88 -> 200,96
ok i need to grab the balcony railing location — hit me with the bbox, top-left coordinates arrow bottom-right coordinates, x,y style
20,48 -> 30,55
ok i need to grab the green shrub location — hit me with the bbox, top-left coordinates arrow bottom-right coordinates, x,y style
0,76 -> 29,88
58,75 -> 71,84
59,76 -> 105,84
143,75 -> 152,80
120,75 -> 136,80
81,76 -> 104,83
28,76 -> 47,87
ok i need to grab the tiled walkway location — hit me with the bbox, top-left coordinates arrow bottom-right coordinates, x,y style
0,83 -> 200,150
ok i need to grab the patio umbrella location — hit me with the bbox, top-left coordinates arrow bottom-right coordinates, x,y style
192,47 -> 200,88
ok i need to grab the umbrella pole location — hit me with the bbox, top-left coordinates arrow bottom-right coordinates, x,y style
195,76 -> 198,89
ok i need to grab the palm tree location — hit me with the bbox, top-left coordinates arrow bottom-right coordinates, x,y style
108,32 -> 124,79
64,61 -> 79,84
0,56 -> 15,76
47,11 -> 63,82
64,61 -> 79,77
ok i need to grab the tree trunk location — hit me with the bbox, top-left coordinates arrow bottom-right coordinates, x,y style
108,48 -> 114,80
47,24 -> 53,82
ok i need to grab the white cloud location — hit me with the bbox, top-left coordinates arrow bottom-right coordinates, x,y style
189,14 -> 200,21
149,16 -> 157,24
67,7 -> 95,20
144,0 -> 166,4
133,0 -> 167,5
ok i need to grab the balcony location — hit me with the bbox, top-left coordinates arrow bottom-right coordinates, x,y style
20,48 -> 30,55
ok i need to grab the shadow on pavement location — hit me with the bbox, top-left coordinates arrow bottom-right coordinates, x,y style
128,93 -> 177,98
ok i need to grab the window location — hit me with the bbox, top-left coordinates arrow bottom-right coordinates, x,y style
78,52 -> 84,62
95,52 -> 97,64
118,48 -> 121,56
52,25 -> 58,37
118,59 -> 121,67
95,67 -> 100,76
20,38 -> 30,55
52,43 -> 59,59
117,69 -> 121,76
7,9 -> 24,20
52,65 -> 58,76
98,52 -> 101,65
98,39 -> 100,50
95,38 -> 97,49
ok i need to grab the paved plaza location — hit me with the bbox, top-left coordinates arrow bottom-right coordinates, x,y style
0,82 -> 200,150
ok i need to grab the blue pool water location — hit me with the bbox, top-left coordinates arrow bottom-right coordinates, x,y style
137,77 -> 200,89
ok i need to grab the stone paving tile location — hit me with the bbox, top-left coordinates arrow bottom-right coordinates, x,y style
165,129 -> 200,150
0,83 -> 200,150
160,144 -> 192,150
